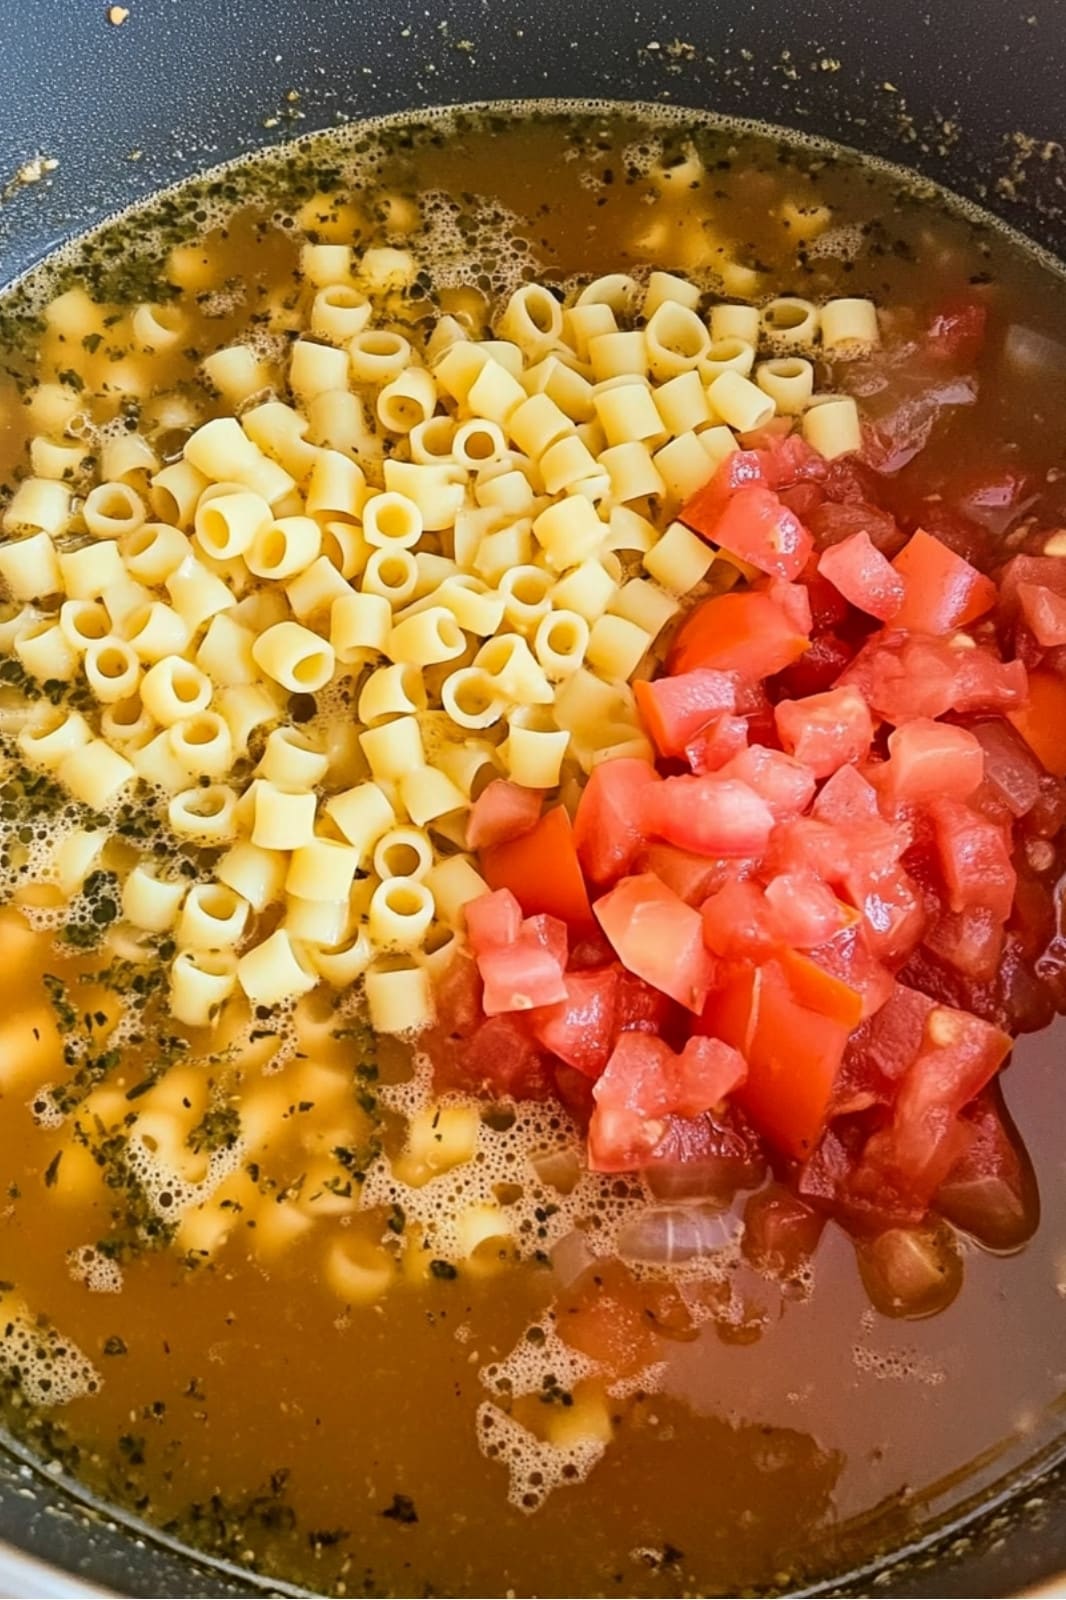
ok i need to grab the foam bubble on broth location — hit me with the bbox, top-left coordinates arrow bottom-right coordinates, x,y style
475,1400 -> 608,1515
367,1057 -> 649,1263
66,1245 -> 123,1294
123,1126 -> 244,1222
0,1297 -> 101,1407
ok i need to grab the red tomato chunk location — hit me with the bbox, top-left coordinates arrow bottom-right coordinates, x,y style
441,411 -> 1066,1303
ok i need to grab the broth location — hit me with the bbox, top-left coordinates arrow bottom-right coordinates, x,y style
0,104 -> 1063,1597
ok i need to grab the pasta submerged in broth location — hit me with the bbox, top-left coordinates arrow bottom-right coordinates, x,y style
0,104 -> 1063,1598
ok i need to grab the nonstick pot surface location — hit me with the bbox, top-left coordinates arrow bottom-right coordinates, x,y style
0,2 -> 1064,1595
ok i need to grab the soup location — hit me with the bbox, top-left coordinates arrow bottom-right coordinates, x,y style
0,104 -> 1064,1597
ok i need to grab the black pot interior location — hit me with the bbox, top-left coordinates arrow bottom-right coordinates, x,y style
0,1 -> 1064,1594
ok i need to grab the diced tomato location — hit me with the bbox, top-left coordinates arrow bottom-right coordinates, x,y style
429,948 -> 483,1038
669,589 -> 809,680
774,629 -> 857,699
883,718 -> 984,805
891,529 -> 997,634
742,1185 -> 826,1276
840,631 -> 1027,723
481,804 -> 594,930
477,917 -> 569,1015
764,871 -> 854,949
466,779 -> 542,851
997,553 -> 1066,622
765,576 -> 814,636
594,872 -> 716,1013
818,530 -> 905,621
684,484 -> 813,582
457,1015 -> 553,1100
587,1031 -> 747,1171
950,464 -> 1033,536
925,295 -> 988,365
844,857 -> 927,963
681,448 -> 766,527
1008,669 -> 1066,778
934,1089 -> 1038,1251
808,919 -> 895,1020
928,798 -> 1015,921
777,944 -> 864,1029
633,668 -> 736,757
808,497 -> 904,557
716,745 -> 816,820
685,712 -> 749,773
615,968 -> 678,1039
814,764 -> 880,824
701,879 -> 779,962
465,887 -> 522,956
637,842 -> 734,906
555,1260 -> 688,1377
758,430 -> 828,489
642,774 -> 776,857
1018,581 -> 1066,645
855,999 -> 1011,1201
774,685 -> 874,780
528,966 -> 619,1078
643,1105 -> 767,1201
802,568 -> 851,631
572,759 -> 658,886
855,1224 -> 964,1318
924,905 -> 1005,982
701,958 -> 851,1159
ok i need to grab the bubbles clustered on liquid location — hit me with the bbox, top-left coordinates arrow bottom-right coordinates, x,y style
66,1244 -> 123,1294
475,1400 -> 609,1516
0,1298 -> 101,1407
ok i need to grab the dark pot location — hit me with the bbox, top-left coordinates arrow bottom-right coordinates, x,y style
0,1 -> 1063,1593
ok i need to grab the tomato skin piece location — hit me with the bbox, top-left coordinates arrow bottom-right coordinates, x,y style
891,528 -> 997,634
466,779 -> 542,851
594,871 -> 717,1013
926,295 -> 988,365
528,966 -> 619,1078
928,797 -> 1016,921
572,759 -> 659,886
642,774 -> 776,857
1007,669 -> 1066,778
669,590 -> 810,680
634,668 -> 736,757
1017,582 -> 1066,647
817,530 -> 905,621
883,718 -> 984,805
684,484 -> 814,582
717,745 -> 817,821
482,803 -> 594,930
774,685 -> 874,780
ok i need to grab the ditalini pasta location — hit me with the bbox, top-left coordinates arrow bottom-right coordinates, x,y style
0,235 -> 881,1044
